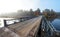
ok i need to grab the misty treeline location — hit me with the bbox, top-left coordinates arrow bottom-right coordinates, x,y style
0,8 -> 60,18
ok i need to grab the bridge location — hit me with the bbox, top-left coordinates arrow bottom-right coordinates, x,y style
0,16 -> 59,37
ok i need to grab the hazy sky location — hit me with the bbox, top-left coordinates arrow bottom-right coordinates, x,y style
0,0 -> 60,14
0,0 -> 39,14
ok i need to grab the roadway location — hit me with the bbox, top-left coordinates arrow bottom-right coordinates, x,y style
0,16 -> 42,37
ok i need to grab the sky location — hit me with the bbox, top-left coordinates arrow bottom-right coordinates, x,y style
39,0 -> 60,12
0,0 -> 60,14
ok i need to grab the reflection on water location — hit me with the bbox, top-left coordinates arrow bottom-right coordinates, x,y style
51,19 -> 60,31
48,17 -> 60,31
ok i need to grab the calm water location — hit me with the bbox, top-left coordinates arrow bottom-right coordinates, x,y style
48,17 -> 60,31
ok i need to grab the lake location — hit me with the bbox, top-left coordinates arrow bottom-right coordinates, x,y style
48,17 -> 60,31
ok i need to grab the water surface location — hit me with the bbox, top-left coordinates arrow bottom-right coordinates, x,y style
48,17 -> 60,31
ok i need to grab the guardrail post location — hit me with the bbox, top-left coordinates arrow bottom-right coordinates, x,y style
4,20 -> 7,27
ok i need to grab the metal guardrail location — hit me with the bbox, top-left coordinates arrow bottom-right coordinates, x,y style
4,16 -> 36,27
41,16 -> 53,37
41,16 -> 60,37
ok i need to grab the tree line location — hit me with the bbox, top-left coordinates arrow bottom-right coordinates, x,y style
17,8 -> 57,17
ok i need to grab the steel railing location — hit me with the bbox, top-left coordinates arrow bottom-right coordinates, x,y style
41,16 -> 57,37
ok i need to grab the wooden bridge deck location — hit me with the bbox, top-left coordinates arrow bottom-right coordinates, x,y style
0,16 -> 42,37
